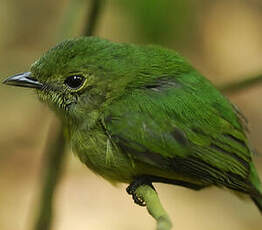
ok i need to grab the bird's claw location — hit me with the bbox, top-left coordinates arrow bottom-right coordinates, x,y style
127,177 -> 156,207
126,184 -> 146,206
133,193 -> 146,206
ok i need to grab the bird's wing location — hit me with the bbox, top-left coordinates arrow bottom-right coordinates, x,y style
102,74 -> 253,192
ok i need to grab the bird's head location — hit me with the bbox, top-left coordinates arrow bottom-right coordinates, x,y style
3,37 -> 137,125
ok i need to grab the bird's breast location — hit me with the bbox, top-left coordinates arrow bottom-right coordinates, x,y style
70,128 -> 137,183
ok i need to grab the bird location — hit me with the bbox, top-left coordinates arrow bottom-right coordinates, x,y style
3,36 -> 262,213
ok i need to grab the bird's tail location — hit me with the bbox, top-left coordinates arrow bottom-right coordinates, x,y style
249,163 -> 262,214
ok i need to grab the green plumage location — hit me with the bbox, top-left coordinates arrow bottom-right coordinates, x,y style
4,37 -> 262,213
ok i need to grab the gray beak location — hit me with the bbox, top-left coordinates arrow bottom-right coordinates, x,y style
2,72 -> 43,89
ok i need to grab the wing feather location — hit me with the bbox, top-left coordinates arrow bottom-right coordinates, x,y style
103,74 -> 253,192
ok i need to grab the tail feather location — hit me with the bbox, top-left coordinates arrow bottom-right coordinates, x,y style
249,163 -> 262,213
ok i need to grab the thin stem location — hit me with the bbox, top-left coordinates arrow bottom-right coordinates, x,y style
219,74 -> 262,93
33,1 -> 104,230
135,185 -> 172,230
83,0 -> 104,36
33,121 -> 67,230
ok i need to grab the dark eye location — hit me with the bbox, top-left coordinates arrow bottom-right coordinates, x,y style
64,75 -> 85,89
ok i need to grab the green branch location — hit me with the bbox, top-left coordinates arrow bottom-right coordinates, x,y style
135,185 -> 172,230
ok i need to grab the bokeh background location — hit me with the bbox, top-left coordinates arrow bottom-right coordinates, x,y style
1,0 -> 262,229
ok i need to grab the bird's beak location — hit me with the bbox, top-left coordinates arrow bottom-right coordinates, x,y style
2,72 -> 43,89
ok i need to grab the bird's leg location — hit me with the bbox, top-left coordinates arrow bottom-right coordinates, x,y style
127,175 -> 207,206
127,176 -> 156,206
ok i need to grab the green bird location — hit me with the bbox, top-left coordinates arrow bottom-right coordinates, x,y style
3,37 -> 262,213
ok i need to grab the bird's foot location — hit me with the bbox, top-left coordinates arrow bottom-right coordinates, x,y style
126,176 -> 155,206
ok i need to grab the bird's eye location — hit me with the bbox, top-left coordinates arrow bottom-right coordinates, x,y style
64,75 -> 85,89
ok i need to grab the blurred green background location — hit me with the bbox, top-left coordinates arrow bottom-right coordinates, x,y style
1,0 -> 262,229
